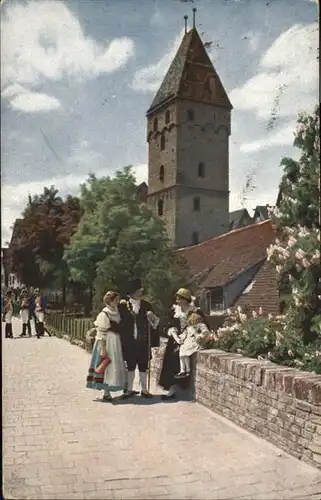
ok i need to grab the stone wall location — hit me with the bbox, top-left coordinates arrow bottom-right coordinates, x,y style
151,342 -> 321,470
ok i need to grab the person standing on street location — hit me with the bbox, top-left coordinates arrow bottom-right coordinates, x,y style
19,289 -> 30,337
34,288 -> 49,338
119,278 -> 160,399
4,290 -> 13,338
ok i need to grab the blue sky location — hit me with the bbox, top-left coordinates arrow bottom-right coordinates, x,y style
1,0 -> 318,243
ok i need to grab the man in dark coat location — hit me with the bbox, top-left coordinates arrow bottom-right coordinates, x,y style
119,278 -> 160,399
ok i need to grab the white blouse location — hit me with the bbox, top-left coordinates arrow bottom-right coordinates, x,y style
94,306 -> 120,341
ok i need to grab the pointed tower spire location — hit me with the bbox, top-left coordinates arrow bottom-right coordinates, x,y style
184,15 -> 188,34
192,8 -> 196,28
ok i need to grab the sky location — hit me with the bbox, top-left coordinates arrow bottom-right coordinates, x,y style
1,0 -> 319,244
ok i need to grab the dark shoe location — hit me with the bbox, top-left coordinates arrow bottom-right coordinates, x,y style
121,390 -> 136,400
175,372 -> 187,379
102,394 -> 113,403
141,390 -> 153,399
161,393 -> 176,401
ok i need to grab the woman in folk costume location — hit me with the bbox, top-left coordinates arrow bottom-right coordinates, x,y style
4,290 -> 14,338
118,278 -> 160,399
19,289 -> 30,337
158,288 -> 208,401
86,291 -> 126,403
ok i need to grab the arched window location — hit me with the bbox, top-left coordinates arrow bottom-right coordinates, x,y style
187,109 -> 194,121
159,165 -> 165,182
193,197 -> 200,211
153,118 -> 158,131
165,110 -> 170,124
198,162 -> 205,178
157,199 -> 164,216
160,133 -> 165,151
192,231 -> 199,245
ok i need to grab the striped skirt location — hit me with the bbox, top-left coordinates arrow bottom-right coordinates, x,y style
86,331 -> 126,392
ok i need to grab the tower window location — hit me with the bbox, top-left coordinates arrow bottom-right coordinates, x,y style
160,134 -> 165,151
198,162 -> 205,178
165,110 -> 170,124
153,118 -> 158,131
193,197 -> 200,211
158,199 -> 164,216
187,109 -> 194,121
192,231 -> 199,245
159,165 -> 165,182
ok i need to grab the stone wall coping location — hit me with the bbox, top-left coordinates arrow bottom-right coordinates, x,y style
196,349 -> 321,406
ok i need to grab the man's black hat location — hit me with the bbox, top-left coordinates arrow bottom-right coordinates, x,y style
127,278 -> 142,295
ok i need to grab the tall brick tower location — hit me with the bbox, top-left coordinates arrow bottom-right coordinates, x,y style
146,10 -> 232,248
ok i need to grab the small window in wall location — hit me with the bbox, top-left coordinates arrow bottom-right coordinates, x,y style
160,134 -> 165,151
187,109 -> 194,121
193,196 -> 200,211
192,231 -> 199,245
165,110 -> 170,124
157,199 -> 164,216
211,287 -> 224,311
198,162 -> 205,178
159,165 -> 165,182
153,118 -> 158,131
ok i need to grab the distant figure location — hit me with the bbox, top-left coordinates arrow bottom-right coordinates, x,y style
4,290 -> 13,338
19,289 -> 30,337
34,288 -> 49,339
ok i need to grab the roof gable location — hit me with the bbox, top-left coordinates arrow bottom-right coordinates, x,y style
178,220 -> 276,288
147,28 -> 232,114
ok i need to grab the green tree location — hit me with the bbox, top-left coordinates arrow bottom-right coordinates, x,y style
65,167 -> 190,315
10,187 -> 82,290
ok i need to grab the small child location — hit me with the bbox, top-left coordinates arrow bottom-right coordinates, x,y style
4,290 -> 13,338
176,311 -> 209,378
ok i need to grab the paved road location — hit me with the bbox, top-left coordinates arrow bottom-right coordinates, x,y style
3,318 -> 321,500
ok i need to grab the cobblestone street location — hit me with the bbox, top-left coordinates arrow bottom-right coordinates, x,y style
3,318 -> 321,500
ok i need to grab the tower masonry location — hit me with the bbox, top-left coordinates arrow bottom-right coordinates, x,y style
146,14 -> 232,248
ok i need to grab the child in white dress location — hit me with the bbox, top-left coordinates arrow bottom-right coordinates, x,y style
176,311 -> 209,377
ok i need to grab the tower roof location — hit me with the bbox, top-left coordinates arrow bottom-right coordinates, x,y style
147,28 -> 232,115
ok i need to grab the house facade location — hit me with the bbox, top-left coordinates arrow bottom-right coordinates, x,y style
178,220 -> 279,317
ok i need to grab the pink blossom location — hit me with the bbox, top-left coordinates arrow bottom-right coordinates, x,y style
288,235 -> 297,247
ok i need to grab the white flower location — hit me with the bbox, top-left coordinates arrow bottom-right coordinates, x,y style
226,308 -> 232,316
268,313 -> 273,320
288,349 -> 294,357
252,310 -> 258,318
240,313 -> 247,323
264,335 -> 268,341
258,307 -> 263,316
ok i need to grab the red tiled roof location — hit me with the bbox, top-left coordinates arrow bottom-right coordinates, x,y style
178,220 -> 277,288
233,260 -> 279,316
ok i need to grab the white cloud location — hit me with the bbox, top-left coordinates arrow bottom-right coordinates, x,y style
132,30 -> 184,92
10,90 -> 61,113
240,122 -> 295,153
230,23 -> 318,119
1,163 -> 148,243
1,0 -> 135,113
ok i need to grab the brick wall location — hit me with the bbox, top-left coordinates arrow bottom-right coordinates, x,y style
151,343 -> 321,470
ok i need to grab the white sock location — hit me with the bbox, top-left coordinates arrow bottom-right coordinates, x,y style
139,372 -> 147,392
185,356 -> 191,373
104,388 -> 110,397
167,385 -> 176,396
179,357 -> 185,373
127,371 -> 135,391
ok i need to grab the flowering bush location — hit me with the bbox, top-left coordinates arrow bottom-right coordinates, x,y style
198,107 -> 320,372
267,106 -> 320,344
198,306 -> 321,373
